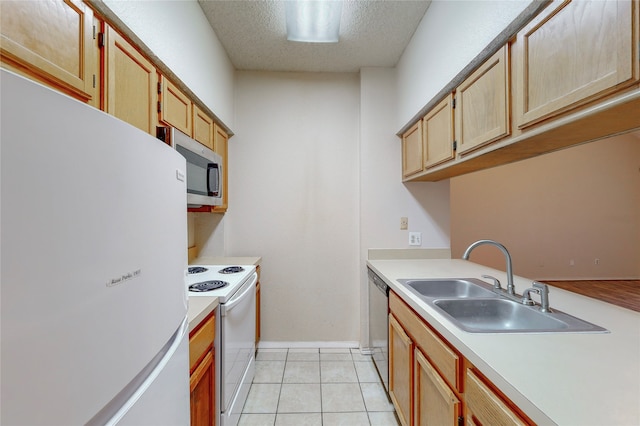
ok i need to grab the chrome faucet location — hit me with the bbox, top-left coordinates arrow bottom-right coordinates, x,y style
462,240 -> 515,296
522,282 -> 551,312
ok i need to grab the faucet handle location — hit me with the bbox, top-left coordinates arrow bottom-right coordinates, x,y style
482,275 -> 502,290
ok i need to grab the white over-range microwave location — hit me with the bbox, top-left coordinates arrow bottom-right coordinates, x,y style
157,127 -> 222,207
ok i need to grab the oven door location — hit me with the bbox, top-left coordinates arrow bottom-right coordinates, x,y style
220,273 -> 257,426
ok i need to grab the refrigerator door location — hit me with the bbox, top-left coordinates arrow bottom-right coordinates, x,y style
0,70 -> 189,425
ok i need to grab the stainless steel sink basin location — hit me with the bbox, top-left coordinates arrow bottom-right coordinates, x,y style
433,298 -> 608,333
398,278 -> 497,299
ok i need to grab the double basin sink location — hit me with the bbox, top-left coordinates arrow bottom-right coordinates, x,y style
397,278 -> 608,333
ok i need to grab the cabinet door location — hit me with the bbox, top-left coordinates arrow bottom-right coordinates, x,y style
424,94 -> 454,169
0,0 -> 95,102
193,105 -> 215,150
456,46 -> 510,155
389,314 -> 413,426
402,120 -> 424,178
212,124 -> 229,213
465,369 -> 527,426
190,350 -> 215,426
517,0 -> 638,128
104,25 -> 157,135
415,349 -> 460,426
160,76 -> 192,136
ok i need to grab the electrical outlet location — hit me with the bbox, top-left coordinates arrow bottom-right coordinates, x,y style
409,232 -> 422,246
595,258 -> 600,265
400,217 -> 408,230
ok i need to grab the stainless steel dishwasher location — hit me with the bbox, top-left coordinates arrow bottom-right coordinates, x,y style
368,267 -> 389,393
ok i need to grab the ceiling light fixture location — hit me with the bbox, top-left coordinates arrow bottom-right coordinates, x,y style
285,1 -> 343,43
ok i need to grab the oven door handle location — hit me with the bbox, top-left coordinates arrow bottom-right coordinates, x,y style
221,273 -> 257,316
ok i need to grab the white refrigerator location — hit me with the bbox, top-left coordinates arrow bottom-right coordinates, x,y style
0,69 -> 190,425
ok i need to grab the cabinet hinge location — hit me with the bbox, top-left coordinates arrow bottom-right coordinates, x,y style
157,101 -> 162,113
97,32 -> 105,49
453,140 -> 457,151
157,82 -> 162,94
452,97 -> 456,109
458,415 -> 464,426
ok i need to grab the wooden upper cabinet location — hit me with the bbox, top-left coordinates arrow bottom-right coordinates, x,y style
456,46 -> 510,155
160,76 -> 192,136
0,0 -> 96,102
193,105 -> 215,150
517,0 -> 638,128
424,94 -> 455,169
104,25 -> 157,135
212,123 -> 229,213
402,121 -> 424,178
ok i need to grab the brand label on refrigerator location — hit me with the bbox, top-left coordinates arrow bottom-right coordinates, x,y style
106,269 -> 142,287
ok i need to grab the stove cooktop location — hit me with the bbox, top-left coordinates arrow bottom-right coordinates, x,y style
186,264 -> 256,302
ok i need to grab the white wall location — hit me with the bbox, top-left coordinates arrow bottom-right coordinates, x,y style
359,67 -> 450,344
103,0 -> 235,127
396,0 -> 530,129
227,72 -> 361,345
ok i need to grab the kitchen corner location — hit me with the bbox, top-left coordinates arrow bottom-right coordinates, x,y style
367,255 -> 640,425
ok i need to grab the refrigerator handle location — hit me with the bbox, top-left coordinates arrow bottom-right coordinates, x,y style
86,317 -> 188,426
221,273 -> 258,316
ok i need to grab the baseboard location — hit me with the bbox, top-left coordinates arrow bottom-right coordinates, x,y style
258,341 -> 360,350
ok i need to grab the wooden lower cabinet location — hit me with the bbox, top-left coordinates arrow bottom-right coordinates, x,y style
389,314 -> 414,426
389,291 -> 531,426
189,311 -> 216,426
465,369 -> 526,426
414,349 -> 461,426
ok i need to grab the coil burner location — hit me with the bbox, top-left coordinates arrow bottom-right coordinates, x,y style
188,280 -> 228,292
218,266 -> 245,274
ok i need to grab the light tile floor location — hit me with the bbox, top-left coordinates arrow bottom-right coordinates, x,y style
240,348 -> 399,426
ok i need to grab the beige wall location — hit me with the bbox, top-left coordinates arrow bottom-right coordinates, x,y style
451,132 -> 640,280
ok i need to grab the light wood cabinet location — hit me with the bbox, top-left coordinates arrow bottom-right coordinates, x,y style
389,290 -> 531,426
0,0 -> 96,103
104,25 -> 157,135
402,121 -> 424,178
456,46 -> 510,155
194,105 -> 215,150
516,0 -> 638,128
189,311 -> 216,426
465,369 -> 526,426
424,94 -> 455,169
389,313 -> 413,426
414,348 -> 461,426
212,124 -> 229,213
160,75 -> 193,136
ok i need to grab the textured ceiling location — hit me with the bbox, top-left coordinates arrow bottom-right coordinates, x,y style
197,0 -> 432,72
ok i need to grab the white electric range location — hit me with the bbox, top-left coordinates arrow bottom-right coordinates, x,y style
187,264 -> 257,426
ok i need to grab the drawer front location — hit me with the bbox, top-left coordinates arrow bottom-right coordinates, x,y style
465,369 -> 527,426
390,291 -> 461,391
189,313 -> 215,370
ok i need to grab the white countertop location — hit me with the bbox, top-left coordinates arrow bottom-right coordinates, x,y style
187,296 -> 218,332
367,258 -> 640,426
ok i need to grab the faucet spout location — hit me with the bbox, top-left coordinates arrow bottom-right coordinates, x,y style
462,240 -> 515,295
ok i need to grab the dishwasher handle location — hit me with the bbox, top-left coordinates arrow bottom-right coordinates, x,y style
221,272 -> 258,315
